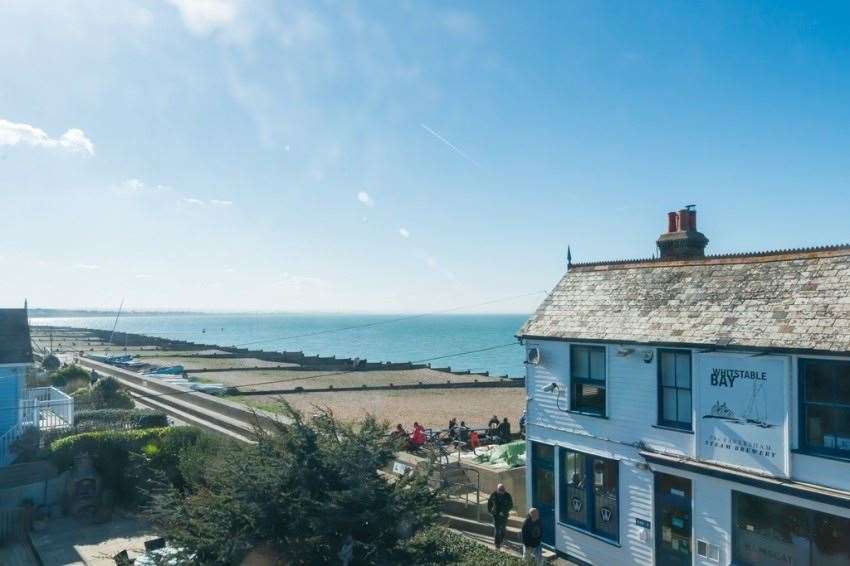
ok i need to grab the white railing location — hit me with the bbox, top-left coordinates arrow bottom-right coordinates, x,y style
0,423 -> 24,467
22,387 -> 74,431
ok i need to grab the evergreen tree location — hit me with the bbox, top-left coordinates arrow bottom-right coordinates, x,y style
147,404 -> 441,565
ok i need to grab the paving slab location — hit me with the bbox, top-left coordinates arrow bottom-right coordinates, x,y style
29,514 -> 158,566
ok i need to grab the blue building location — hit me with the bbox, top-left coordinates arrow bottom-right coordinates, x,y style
0,306 -> 73,467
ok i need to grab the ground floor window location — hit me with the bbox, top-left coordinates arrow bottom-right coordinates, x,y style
733,491 -> 850,566
558,448 -> 619,542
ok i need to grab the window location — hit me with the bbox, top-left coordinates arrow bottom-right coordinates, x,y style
559,448 -> 619,542
658,350 -> 692,430
799,358 -> 850,458
733,491 -> 850,566
570,345 -> 606,416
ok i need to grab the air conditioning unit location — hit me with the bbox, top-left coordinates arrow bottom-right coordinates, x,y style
526,347 -> 542,365
696,540 -> 720,562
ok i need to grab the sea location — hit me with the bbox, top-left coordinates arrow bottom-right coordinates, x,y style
31,313 -> 529,378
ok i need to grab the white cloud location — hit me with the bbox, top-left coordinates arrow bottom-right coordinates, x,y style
0,118 -> 95,156
113,178 -> 171,196
135,273 -> 152,279
210,199 -> 233,206
74,263 -> 101,270
165,0 -> 241,36
357,191 -> 374,208
182,197 -> 206,205
399,227 -> 410,239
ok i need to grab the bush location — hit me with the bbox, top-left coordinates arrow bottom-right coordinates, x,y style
147,403 -> 442,565
74,409 -> 168,431
49,426 -> 204,504
72,376 -> 134,410
50,364 -> 89,388
403,527 -> 524,565
42,354 -> 60,371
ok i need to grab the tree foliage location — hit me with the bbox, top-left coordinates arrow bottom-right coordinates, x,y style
50,364 -> 89,388
72,375 -> 134,410
147,403 -> 442,565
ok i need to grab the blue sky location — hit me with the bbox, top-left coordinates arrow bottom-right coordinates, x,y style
2,1 -> 850,313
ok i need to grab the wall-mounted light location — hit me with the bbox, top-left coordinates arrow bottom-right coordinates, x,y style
642,350 -> 654,364
526,347 -> 542,365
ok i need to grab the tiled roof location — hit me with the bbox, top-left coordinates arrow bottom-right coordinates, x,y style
519,245 -> 850,354
0,309 -> 32,364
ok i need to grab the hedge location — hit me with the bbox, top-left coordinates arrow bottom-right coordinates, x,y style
403,527 -> 524,565
50,364 -> 90,387
73,409 -> 168,431
49,426 -> 203,503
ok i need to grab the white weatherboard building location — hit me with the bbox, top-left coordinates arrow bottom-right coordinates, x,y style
519,208 -> 850,566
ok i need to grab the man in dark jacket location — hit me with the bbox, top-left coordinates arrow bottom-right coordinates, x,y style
521,507 -> 543,565
497,417 -> 511,444
487,483 -> 513,549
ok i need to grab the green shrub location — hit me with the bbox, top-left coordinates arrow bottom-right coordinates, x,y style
73,409 -> 168,431
42,354 -> 61,371
403,527 -> 524,565
50,364 -> 89,388
49,426 -> 203,504
72,376 -> 134,410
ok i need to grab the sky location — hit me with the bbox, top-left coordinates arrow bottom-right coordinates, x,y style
2,1 -> 850,314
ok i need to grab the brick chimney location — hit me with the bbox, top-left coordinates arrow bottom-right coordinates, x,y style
656,205 -> 709,260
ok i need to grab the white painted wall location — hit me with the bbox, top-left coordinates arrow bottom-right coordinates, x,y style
525,339 -> 850,564
526,340 -> 692,459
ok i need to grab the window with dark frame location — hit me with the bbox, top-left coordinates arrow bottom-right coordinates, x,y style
658,350 -> 692,430
799,358 -> 850,458
570,345 -> 606,416
733,491 -> 850,565
558,448 -> 619,543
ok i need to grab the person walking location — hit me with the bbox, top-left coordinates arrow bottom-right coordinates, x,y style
522,507 -> 543,565
487,483 -> 513,549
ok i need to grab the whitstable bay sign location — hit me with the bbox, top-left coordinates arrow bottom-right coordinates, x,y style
696,353 -> 789,477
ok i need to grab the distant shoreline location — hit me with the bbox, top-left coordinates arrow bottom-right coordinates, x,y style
30,309 -> 528,318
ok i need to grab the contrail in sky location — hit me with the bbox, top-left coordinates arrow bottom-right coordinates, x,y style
420,123 -> 482,168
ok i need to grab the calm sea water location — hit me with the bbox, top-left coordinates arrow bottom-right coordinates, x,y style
31,313 -> 529,377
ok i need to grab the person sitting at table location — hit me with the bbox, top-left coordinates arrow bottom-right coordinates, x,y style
488,415 -> 500,431
391,423 -> 407,441
409,422 -> 427,449
469,429 -> 481,452
458,420 -> 470,444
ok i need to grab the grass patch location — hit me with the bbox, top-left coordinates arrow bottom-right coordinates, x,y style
223,396 -> 286,414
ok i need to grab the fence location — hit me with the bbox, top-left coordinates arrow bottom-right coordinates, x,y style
0,507 -> 26,542
21,387 -> 74,431
0,424 -> 24,468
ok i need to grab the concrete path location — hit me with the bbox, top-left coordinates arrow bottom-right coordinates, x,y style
29,514 -> 158,565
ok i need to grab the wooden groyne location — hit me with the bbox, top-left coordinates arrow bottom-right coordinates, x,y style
34,326 -> 522,381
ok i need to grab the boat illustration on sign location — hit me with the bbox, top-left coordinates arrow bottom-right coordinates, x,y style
741,379 -> 774,428
703,401 -> 738,421
702,381 -> 775,428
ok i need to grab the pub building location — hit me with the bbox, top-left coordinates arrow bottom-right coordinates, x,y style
519,207 -> 850,566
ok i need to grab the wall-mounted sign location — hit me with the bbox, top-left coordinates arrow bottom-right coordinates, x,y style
571,497 -> 583,512
392,461 -> 411,475
635,517 -> 651,529
696,353 -> 789,477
